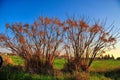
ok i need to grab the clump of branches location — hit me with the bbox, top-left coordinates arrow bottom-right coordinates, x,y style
62,18 -> 119,72
0,16 -> 119,74
0,17 -> 64,75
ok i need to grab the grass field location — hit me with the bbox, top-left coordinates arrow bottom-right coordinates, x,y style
90,60 -> 120,72
1,55 -> 120,80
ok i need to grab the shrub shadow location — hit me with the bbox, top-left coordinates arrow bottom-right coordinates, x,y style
104,68 -> 120,80
0,65 -> 32,80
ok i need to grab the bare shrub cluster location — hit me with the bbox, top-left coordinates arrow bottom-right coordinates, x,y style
0,16 -> 119,75
62,18 -> 118,72
0,17 -> 65,75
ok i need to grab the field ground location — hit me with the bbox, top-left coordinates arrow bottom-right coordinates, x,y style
0,55 -> 120,80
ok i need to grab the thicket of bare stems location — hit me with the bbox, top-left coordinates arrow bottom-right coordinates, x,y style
0,17 -> 64,75
0,16 -> 119,74
62,18 -> 118,72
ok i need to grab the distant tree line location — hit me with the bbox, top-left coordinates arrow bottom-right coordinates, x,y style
96,54 -> 114,60
57,54 -> 115,60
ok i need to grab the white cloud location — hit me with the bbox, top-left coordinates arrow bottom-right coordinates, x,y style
0,47 -> 11,53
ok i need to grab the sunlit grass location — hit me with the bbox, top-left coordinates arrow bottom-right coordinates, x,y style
90,60 -> 120,72
10,55 -> 24,65
54,58 -> 66,69
1,55 -> 120,80
10,55 -> 120,72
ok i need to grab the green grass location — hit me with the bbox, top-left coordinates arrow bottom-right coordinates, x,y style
54,58 -> 66,69
1,55 -> 120,80
10,55 -> 24,65
53,59 -> 120,72
10,56 -> 66,69
11,55 -> 120,72
90,60 -> 120,72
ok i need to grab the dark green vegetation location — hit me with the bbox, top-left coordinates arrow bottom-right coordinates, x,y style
0,55 -> 120,80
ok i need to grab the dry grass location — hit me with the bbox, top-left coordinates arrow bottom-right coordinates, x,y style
1,54 -> 14,66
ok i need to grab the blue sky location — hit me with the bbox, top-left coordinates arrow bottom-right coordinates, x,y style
0,0 -> 120,57
0,0 -> 120,31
